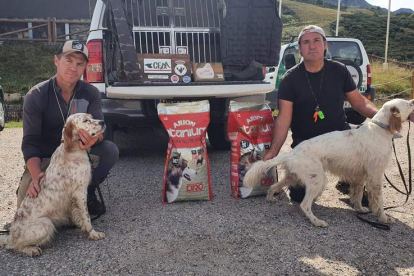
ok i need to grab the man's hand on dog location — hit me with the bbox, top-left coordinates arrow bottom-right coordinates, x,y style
263,151 -> 277,161
78,129 -> 100,150
27,172 -> 45,198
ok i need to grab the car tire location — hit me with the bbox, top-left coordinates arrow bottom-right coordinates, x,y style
337,59 -> 363,89
207,122 -> 230,150
345,110 -> 366,125
0,91 -> 5,131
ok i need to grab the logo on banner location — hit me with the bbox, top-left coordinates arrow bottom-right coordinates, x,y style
144,58 -> 172,73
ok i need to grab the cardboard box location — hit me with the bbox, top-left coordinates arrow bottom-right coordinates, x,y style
193,63 -> 225,82
137,54 -> 192,83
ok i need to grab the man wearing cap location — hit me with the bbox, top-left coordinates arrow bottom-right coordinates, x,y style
263,25 -> 378,203
18,40 -> 119,217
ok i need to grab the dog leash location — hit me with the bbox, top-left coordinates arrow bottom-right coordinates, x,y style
357,121 -> 412,230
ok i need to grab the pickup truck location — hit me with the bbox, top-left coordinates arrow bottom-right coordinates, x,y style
85,0 -> 281,149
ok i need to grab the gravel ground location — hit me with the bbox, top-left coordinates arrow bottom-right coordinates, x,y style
1,123 -> 414,276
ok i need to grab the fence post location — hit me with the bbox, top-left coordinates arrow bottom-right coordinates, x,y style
411,71 -> 414,99
47,17 -> 51,42
52,17 -> 57,42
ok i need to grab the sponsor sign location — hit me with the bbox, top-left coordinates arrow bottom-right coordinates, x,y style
143,58 -> 172,74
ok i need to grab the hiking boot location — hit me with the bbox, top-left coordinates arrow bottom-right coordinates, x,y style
87,187 -> 106,217
289,186 -> 306,203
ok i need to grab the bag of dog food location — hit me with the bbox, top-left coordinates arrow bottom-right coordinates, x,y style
158,100 -> 213,203
227,101 -> 277,199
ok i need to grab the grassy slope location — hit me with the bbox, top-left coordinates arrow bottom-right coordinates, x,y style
332,12 -> 414,61
0,42 -> 58,95
282,0 -> 349,38
371,62 -> 412,99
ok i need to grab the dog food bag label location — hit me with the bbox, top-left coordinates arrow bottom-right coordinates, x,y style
158,100 -> 213,203
227,101 -> 277,199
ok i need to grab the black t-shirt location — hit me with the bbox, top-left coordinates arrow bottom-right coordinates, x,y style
278,59 -> 356,142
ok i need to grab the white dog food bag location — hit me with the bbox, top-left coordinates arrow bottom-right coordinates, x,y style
227,101 -> 277,199
158,100 -> 213,203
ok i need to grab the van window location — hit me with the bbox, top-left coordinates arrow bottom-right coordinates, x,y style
327,41 -> 362,66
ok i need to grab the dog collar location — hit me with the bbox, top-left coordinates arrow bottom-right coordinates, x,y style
371,119 -> 403,139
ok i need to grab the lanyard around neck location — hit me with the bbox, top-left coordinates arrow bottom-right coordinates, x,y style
53,80 -> 77,126
305,67 -> 325,111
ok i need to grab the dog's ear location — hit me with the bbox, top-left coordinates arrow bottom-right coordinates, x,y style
389,106 -> 402,134
63,120 -> 76,152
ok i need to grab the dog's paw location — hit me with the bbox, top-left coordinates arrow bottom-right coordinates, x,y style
88,230 -> 105,240
312,219 -> 328,228
379,215 -> 395,224
266,194 -> 278,203
355,206 -> 369,213
21,246 -> 42,257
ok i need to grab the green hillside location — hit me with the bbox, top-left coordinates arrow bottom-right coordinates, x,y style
281,0 -> 414,61
281,0 -> 347,39
331,12 -> 414,60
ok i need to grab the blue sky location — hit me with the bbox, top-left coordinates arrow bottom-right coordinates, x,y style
365,0 -> 414,11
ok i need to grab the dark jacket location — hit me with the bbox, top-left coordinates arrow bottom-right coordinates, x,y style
220,0 -> 282,66
22,76 -> 103,162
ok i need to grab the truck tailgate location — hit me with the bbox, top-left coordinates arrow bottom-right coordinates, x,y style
106,81 -> 274,99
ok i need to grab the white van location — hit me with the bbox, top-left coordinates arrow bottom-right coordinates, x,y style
266,37 -> 375,124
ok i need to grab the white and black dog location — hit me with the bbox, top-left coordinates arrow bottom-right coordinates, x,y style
165,153 -> 197,203
244,99 -> 414,227
238,149 -> 263,198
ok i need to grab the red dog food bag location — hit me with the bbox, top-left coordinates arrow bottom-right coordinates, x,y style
227,101 -> 277,199
158,100 -> 213,203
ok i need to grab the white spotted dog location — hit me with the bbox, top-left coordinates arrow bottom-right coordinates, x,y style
244,99 -> 414,227
0,113 -> 106,257
165,153 -> 197,203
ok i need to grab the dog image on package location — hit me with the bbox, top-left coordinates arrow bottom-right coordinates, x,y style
158,100 -> 213,203
227,101 -> 277,199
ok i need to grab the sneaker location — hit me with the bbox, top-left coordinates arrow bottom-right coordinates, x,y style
289,186 -> 306,203
87,189 -> 106,217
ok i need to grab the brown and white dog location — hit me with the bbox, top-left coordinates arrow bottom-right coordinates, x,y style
244,99 -> 414,227
0,113 -> 106,257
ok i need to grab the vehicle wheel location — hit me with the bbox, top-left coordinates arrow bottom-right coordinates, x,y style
0,93 -> 5,131
345,110 -> 366,125
337,60 -> 363,89
207,122 -> 230,150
